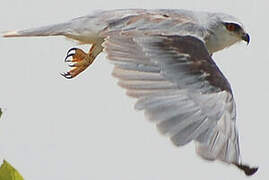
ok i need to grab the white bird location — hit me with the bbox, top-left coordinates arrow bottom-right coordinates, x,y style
3,9 -> 258,176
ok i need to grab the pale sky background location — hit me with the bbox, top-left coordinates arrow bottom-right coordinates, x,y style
0,0 -> 268,179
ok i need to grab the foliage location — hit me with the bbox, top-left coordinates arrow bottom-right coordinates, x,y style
0,160 -> 24,180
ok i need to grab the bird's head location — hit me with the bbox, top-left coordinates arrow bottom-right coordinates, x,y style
204,13 -> 250,54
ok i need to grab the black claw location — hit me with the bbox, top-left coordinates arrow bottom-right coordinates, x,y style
67,47 -> 78,55
64,53 -> 75,62
68,63 -> 75,67
60,72 -> 73,79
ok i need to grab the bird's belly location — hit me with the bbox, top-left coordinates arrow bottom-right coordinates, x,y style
65,33 -> 102,44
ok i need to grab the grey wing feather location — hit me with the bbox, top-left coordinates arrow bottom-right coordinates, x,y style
103,33 -> 241,165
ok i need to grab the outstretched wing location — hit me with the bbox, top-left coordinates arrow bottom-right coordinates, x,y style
103,33 -> 241,165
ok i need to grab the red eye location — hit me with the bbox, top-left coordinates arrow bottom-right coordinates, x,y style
226,24 -> 235,31
225,23 -> 241,32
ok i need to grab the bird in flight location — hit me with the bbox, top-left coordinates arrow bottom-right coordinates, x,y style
3,9 -> 258,176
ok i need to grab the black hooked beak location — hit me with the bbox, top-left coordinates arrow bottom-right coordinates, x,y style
242,33 -> 250,45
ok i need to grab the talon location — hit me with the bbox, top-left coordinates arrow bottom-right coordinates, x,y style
68,63 -> 75,67
60,72 -> 73,79
62,43 -> 103,79
67,47 -> 78,55
64,53 -> 75,62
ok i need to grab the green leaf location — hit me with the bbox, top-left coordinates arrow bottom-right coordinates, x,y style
0,108 -> 2,119
0,160 -> 24,180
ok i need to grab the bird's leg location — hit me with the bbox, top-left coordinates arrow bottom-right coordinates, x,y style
61,39 -> 104,79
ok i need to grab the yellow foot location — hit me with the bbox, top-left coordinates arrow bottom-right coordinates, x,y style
61,47 -> 95,79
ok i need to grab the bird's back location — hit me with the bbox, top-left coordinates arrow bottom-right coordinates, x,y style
4,9 -> 209,44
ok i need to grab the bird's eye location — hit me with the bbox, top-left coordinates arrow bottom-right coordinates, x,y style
225,23 -> 241,32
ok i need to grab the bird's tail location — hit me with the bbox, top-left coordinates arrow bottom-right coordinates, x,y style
3,22 -> 70,38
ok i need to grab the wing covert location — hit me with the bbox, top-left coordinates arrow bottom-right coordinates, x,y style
135,35 -> 232,94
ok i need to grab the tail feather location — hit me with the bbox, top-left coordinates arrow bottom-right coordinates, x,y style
3,22 -> 70,38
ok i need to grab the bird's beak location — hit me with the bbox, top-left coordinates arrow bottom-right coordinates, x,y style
242,33 -> 250,45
